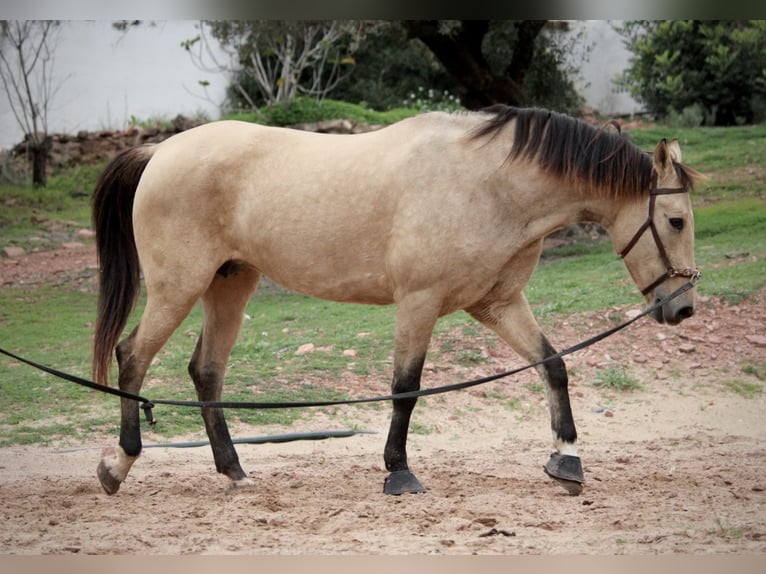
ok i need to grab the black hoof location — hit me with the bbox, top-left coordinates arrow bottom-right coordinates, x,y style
543,453 -> 584,496
384,470 -> 426,495
97,460 -> 122,495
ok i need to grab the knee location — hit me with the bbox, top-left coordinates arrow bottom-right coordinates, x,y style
392,355 -> 426,394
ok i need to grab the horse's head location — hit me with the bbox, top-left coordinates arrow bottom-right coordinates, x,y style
612,139 -> 701,326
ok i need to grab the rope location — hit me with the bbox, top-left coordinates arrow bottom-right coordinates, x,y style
0,278 -> 698,426
54,429 -> 377,452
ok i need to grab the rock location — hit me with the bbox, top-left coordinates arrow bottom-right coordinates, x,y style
295,343 -> 315,355
678,344 -> 696,354
625,308 -> 643,319
61,242 -> 85,250
745,335 -> 766,347
2,246 -> 25,258
77,228 -> 96,239
342,349 -> 357,357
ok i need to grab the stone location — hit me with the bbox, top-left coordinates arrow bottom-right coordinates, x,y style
2,246 -> 25,258
745,335 -> 766,347
295,343 -> 315,355
77,228 -> 96,239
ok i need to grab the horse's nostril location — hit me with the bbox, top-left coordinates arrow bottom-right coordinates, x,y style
678,306 -> 694,320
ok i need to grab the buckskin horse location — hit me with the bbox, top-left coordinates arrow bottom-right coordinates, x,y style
91,106 -> 703,496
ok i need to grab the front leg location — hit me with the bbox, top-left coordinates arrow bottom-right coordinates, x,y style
383,292 -> 439,495
537,336 -> 584,495
468,293 -> 585,495
383,355 -> 428,495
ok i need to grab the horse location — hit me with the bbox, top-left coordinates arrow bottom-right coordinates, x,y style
91,105 -> 703,497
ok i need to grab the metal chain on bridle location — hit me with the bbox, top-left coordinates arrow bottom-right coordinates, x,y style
618,172 -> 702,296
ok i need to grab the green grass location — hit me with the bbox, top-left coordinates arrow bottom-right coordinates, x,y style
0,164 -> 101,250
626,124 -> 766,203
741,361 -> 766,381
528,198 -> 766,309
722,379 -> 762,399
592,366 -> 643,392
1,120 -> 764,446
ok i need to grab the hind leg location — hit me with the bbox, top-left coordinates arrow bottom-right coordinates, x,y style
468,292 -> 584,495
189,263 -> 261,490
97,293 -> 200,494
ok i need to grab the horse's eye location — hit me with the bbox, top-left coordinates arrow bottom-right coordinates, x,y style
669,217 -> 685,231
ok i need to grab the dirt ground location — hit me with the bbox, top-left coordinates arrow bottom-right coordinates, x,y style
1,243 -> 765,555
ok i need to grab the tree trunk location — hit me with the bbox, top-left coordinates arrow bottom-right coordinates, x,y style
403,20 -> 547,110
31,136 -> 52,188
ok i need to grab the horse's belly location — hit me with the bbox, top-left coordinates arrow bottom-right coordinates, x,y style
263,262 -> 394,306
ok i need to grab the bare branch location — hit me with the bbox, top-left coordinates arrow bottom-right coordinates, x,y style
0,20 -> 63,185
182,21 -> 369,109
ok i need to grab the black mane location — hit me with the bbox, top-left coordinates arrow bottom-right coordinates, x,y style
470,106 -> 656,199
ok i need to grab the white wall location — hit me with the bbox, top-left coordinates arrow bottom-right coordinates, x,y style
0,21 -> 227,150
571,20 -> 642,115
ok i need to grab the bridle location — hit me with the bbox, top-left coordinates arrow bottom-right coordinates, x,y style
619,173 -> 701,296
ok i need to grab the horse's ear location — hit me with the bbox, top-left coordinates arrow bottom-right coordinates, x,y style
653,138 -> 673,174
667,138 -> 682,163
654,138 -> 683,171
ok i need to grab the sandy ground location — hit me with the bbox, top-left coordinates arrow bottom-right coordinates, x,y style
1,244 -> 765,555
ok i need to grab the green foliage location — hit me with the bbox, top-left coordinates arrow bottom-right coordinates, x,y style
223,97 -> 418,127
618,20 -> 766,125
517,25 -> 587,114
220,21 -> 585,115
665,104 -> 706,128
328,23 -> 455,111
200,21 -> 369,109
401,87 -> 463,113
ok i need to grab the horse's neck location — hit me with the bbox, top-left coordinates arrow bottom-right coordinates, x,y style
502,171 -> 624,243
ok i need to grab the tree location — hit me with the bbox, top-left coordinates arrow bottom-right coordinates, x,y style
184,20 -> 585,116
327,22 -> 455,111
402,20 -> 585,113
183,20 -> 372,110
0,20 -> 63,187
618,20 -> 766,126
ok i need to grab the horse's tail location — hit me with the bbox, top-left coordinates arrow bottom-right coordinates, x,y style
91,145 -> 156,386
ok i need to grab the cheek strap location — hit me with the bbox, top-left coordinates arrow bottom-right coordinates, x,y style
619,185 -> 700,296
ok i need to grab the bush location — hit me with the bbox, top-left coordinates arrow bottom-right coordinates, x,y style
223,97 -> 418,127
666,104 -> 706,128
618,20 -> 766,126
402,87 -> 463,113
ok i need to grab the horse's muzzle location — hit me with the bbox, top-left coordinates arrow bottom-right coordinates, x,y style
652,297 -> 695,326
